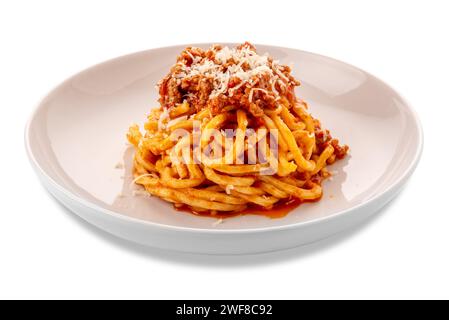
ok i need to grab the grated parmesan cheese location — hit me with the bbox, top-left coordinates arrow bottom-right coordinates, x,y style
212,218 -> 224,226
225,184 -> 234,195
115,162 -> 124,169
249,88 -> 269,102
168,44 -> 294,102
158,107 -> 171,130
130,173 -> 159,185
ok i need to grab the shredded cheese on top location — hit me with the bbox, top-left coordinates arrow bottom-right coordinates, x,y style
166,44 -> 294,102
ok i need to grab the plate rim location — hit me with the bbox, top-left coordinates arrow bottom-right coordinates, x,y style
24,43 -> 424,234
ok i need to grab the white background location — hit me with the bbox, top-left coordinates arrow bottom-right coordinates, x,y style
1,0 -> 448,300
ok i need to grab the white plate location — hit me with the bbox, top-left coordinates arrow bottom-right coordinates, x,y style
25,44 -> 423,254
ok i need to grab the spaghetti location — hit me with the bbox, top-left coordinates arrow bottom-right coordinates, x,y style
127,42 -> 348,216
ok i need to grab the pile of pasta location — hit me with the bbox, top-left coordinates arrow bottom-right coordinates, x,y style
127,100 -> 347,215
127,43 -> 348,215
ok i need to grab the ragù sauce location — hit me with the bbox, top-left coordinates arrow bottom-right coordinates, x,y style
175,197 -> 321,219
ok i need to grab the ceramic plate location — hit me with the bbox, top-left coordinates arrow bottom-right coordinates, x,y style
25,44 -> 423,254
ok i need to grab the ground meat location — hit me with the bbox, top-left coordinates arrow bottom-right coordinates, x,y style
165,77 -> 182,107
315,127 -> 349,159
198,78 -> 214,112
315,128 -> 330,147
237,41 -> 257,51
156,43 -> 300,117
330,139 -> 349,159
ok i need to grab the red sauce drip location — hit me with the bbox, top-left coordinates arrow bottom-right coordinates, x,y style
174,197 -> 321,219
